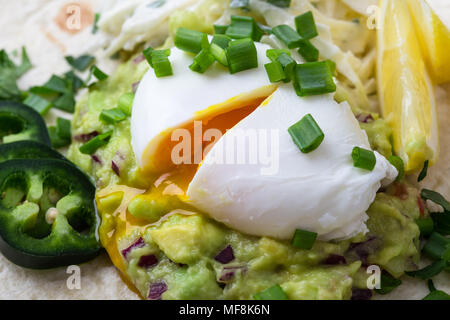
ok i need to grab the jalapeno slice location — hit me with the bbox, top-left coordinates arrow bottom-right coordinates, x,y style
0,101 -> 51,146
0,140 -> 67,164
0,159 -> 101,269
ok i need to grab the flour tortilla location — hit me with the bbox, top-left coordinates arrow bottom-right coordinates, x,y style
0,0 -> 448,300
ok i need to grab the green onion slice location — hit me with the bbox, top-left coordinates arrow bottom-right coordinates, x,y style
291,228 -> 318,250
423,290 -> 450,300
272,24 -> 303,49
23,94 -> 52,115
288,114 -> 324,153
264,61 -> 286,83
226,15 -> 255,40
418,160 -> 429,182
406,260 -> 447,279
295,11 -> 318,39
276,52 -> 296,81
79,131 -> 113,155
226,38 -> 258,74
214,25 -> 229,35
174,28 -> 209,54
254,284 -> 289,300
99,108 -> 127,124
374,272 -> 402,295
230,0 -> 250,10
210,43 -> 228,66
293,60 -> 336,97
431,211 -> 450,236
267,0 -> 291,8
298,39 -> 319,62
388,155 -> 405,181
190,49 -> 216,74
117,92 -> 134,117
56,118 -> 71,141
416,218 -> 434,236
266,49 -> 291,62
211,34 -> 232,49
352,147 -> 377,171
421,189 -> 450,212
150,50 -> 173,78
422,232 -> 450,260
65,55 -> 95,71
90,65 -> 108,81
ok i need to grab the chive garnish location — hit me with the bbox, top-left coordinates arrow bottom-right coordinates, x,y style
388,155 -> 405,181
298,39 -> 319,62
406,260 -> 447,280
291,228 -> 318,250
272,24 -> 303,49
421,189 -> 450,212
174,28 -> 209,54
56,118 -> 71,141
79,131 -> 113,155
226,38 -> 258,74
288,114 -> 324,153
99,108 -> 127,124
416,217 -> 434,236
254,284 -> 289,300
65,55 -> 95,71
423,279 -> 450,300
267,0 -> 291,8
431,211 -> 450,236
352,147 -> 376,171
210,43 -> 228,66
211,35 -> 232,49
266,49 -> 291,62
144,49 -> 173,78
418,160 -> 429,182
23,94 -> 52,115
117,92 -> 134,117
422,232 -> 450,260
90,65 -> 109,81
226,16 -> 257,40
264,61 -> 286,83
190,49 -> 216,74
293,61 -> 336,97
295,11 -> 318,39
214,25 -> 229,35
276,52 -> 296,81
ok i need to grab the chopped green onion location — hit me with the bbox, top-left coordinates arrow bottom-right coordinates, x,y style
143,47 -> 155,66
257,23 -> 273,35
421,189 -> 450,212
388,155 -> 405,181
272,24 -> 303,49
276,52 -> 296,81
149,50 -> 173,78
326,59 -> 337,75
92,13 -> 100,34
266,49 -> 291,62
48,126 -> 70,149
374,272 -> 402,295
117,92 -> 134,117
190,49 -> 216,74
99,108 -> 127,124
90,65 -> 108,81
423,290 -> 450,300
211,35 -> 232,49
214,25 -> 229,35
210,43 -> 228,66
406,260 -> 447,279
174,28 -> 209,54
422,232 -> 450,260
226,38 -> 258,74
65,55 -> 95,71
226,16 -> 254,40
288,114 -> 324,153
418,160 -> 429,182
431,212 -> 450,236
416,218 -> 434,236
23,94 -> 52,115
295,11 -> 318,39
267,0 -> 291,8
30,75 -> 68,94
254,284 -> 288,300
79,131 -> 113,155
264,61 -> 286,83
53,92 -> 75,113
291,228 -> 318,250
352,147 -> 377,171
293,61 -> 336,96
56,118 -> 71,141
298,39 -> 319,62
64,70 -> 84,91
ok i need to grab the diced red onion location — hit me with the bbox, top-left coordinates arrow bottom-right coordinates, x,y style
74,131 -> 99,142
138,254 -> 158,269
91,154 -> 102,164
148,281 -> 167,300
356,113 -> 374,123
323,254 -> 347,265
218,265 -> 247,283
346,237 -> 382,266
133,54 -> 145,64
215,245 -> 235,264
132,81 -> 140,93
351,289 -> 372,300
417,195 -> 426,217
121,237 -> 145,260
111,161 -> 120,177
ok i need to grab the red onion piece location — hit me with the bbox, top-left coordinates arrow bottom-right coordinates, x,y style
356,113 -> 374,123
121,237 -> 145,260
148,281 -> 167,300
138,254 -> 158,269
346,237 -> 382,266
218,265 -> 247,283
74,131 -> 99,142
351,289 -> 373,300
91,154 -> 102,164
323,254 -> 347,265
215,245 -> 235,264
111,161 -> 120,177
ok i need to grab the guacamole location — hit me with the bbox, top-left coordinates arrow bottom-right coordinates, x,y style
67,53 -> 424,300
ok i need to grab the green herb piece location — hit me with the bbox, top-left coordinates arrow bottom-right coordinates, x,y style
291,228 -> 318,250
288,114 -> 324,153
352,147 -> 377,171
23,94 -> 52,115
295,11 -> 318,39
254,284 -> 289,300
65,55 -> 95,71
79,131 -> 113,155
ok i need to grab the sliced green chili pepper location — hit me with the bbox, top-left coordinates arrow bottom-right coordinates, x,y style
0,141 -> 67,164
0,159 -> 101,269
0,101 -> 50,146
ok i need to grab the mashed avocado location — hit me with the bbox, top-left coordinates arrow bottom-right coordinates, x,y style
67,53 -> 424,300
